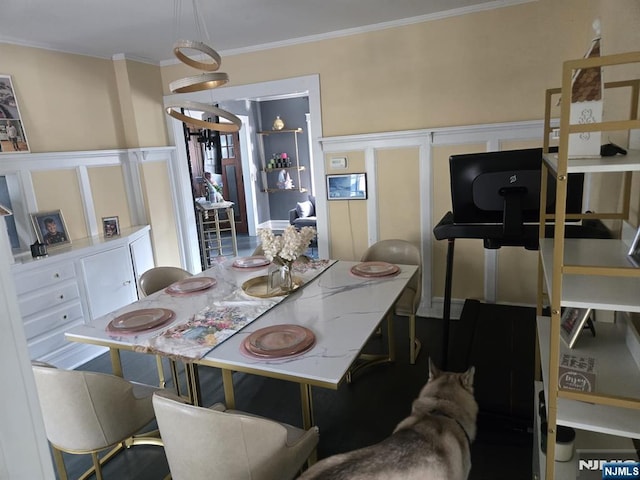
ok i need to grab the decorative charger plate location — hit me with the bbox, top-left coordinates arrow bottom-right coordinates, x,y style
350,261 -> 400,278
241,275 -> 301,298
233,255 -> 270,269
242,324 -> 315,358
165,277 -> 216,295
107,308 -> 174,333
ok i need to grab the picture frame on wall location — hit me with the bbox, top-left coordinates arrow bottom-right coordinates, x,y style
326,173 -> 367,200
0,75 -> 30,153
102,216 -> 120,238
560,307 -> 592,348
31,210 -> 71,248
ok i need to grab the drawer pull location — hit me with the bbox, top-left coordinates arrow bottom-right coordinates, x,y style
59,295 -> 64,300
63,315 -> 68,320
54,273 -> 60,278
123,280 -> 131,285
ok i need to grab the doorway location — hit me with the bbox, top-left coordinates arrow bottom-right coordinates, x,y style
218,131 -> 248,234
165,75 -> 327,273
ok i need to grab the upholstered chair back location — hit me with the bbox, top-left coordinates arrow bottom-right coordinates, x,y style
32,364 -> 157,452
139,266 -> 192,297
153,391 -> 319,480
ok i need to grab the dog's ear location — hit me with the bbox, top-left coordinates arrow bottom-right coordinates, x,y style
428,357 -> 442,380
460,366 -> 475,391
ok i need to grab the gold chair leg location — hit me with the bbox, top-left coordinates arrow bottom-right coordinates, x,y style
52,446 -> 68,480
156,355 -> 166,388
347,313 -> 395,382
91,452 -> 103,480
171,360 -> 182,397
77,445 -> 121,480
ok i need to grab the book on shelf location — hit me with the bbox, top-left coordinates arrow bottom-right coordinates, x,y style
558,353 -> 596,392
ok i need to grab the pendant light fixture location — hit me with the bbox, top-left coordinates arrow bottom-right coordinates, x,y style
166,0 -> 241,133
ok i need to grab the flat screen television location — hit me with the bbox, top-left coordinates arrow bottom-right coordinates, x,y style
449,148 -> 584,238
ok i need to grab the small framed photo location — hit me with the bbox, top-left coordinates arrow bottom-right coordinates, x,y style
102,216 -> 120,238
326,173 -> 367,200
627,227 -> 640,267
560,307 -> 592,348
31,210 -> 71,248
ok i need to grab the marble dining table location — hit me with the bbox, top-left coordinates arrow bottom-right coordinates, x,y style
65,257 -> 418,429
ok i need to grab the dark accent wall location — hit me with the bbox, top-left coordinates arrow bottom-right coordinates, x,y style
259,97 -> 311,220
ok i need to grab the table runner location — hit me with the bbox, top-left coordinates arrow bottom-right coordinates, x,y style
133,258 -> 333,361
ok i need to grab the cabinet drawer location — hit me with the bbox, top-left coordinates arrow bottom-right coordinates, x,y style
28,318 -> 84,361
18,282 -> 81,318
13,263 -> 76,295
23,301 -> 84,341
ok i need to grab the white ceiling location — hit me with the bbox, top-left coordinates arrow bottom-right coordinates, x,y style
0,0 -> 530,64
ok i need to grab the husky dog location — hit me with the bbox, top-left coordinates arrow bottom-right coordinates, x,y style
298,359 -> 478,480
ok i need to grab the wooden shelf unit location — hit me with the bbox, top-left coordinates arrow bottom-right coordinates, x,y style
537,50 -> 640,479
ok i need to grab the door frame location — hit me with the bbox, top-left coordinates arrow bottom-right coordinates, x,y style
164,75 -> 325,274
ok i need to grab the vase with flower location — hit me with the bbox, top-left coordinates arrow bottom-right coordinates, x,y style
257,225 -> 316,292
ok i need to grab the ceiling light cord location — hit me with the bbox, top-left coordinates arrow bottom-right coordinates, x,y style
168,0 -> 241,133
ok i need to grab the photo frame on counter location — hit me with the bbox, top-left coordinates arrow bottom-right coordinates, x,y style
31,210 -> 71,248
102,216 -> 120,238
560,307 -> 592,348
0,75 -> 30,153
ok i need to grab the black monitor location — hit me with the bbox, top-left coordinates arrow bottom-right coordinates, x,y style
449,148 -> 584,238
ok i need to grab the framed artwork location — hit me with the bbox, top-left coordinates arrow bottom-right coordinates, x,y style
102,216 -> 120,238
0,75 -> 30,153
627,227 -> 640,267
560,307 -> 592,348
326,173 -> 367,200
31,210 -> 71,248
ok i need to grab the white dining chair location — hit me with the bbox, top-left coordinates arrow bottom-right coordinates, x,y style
360,239 -> 422,364
139,266 -> 192,393
152,390 -> 319,480
139,266 -> 192,297
31,362 -> 162,480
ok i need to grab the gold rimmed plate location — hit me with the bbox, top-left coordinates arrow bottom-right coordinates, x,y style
241,275 -> 302,298
242,324 -> 315,358
232,255 -> 270,269
165,277 -> 216,295
107,308 -> 174,333
351,261 -> 400,278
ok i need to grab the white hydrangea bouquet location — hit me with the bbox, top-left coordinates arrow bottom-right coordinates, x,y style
257,226 -> 316,292
257,225 -> 316,264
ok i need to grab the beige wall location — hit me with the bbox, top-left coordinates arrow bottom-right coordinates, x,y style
3,0 -> 640,302
141,161 -> 181,267
31,169 -> 88,240
88,165 -> 132,230
0,44 -> 126,152
324,151 -> 368,259
377,148 -> 421,244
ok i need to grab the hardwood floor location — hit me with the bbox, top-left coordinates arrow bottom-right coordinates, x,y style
56,313 -> 533,479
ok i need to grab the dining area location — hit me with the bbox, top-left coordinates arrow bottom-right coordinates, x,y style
42,229 -> 422,479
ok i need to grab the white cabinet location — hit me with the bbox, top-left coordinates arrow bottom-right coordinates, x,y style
537,51 -> 640,479
80,246 -> 137,320
11,225 -> 153,369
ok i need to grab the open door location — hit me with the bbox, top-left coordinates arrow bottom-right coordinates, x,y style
219,131 -> 248,234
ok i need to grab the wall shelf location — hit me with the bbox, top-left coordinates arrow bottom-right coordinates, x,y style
257,128 -> 305,192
